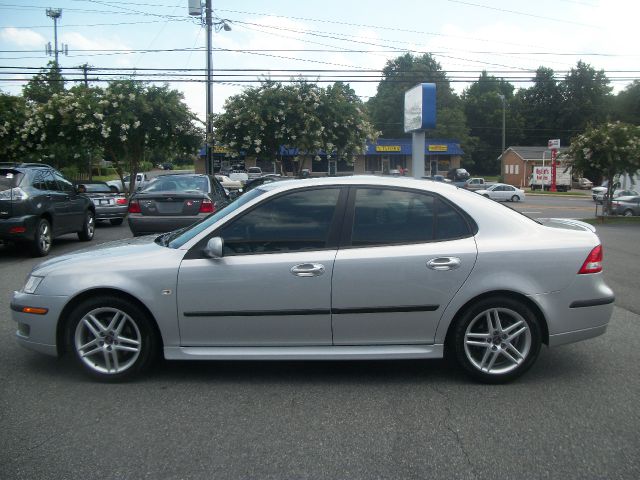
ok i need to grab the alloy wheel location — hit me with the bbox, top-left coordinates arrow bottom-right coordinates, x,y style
74,307 -> 142,375
463,307 -> 532,375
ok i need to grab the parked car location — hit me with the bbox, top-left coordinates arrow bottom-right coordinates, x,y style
215,174 -> 243,191
573,177 -> 593,189
594,188 -> 639,204
476,183 -> 525,202
13,176 -> 613,383
464,177 -> 487,191
162,163 -> 174,170
106,172 -> 149,193
591,180 -> 621,201
127,173 -> 229,236
74,181 -> 128,225
229,170 -> 249,184
0,163 -> 95,256
241,174 -> 285,194
247,167 -> 263,180
610,196 -> 640,216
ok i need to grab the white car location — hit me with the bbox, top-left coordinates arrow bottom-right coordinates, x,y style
215,175 -> 243,191
106,172 -> 148,193
594,188 -> 639,204
247,167 -> 262,180
476,183 -> 525,202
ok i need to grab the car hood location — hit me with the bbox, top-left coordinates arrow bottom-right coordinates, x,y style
32,235 -> 163,276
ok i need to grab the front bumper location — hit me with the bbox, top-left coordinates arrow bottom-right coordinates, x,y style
11,290 -> 68,357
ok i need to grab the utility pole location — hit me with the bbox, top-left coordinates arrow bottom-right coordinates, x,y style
46,8 -> 67,66
189,0 -> 230,175
498,93 -> 506,155
205,0 -> 213,175
80,63 -> 90,86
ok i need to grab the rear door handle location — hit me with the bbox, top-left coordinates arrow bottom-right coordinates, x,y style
427,257 -> 461,271
291,263 -> 325,277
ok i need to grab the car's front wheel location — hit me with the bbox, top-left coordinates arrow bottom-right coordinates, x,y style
452,296 -> 542,383
67,296 -> 159,381
511,195 -> 520,202
77,211 -> 95,241
623,209 -> 634,217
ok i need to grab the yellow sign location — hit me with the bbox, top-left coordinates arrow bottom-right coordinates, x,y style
213,146 -> 231,154
375,145 -> 401,152
428,145 -> 448,152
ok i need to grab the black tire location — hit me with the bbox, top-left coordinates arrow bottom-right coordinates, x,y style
66,295 -> 159,381
483,194 -> 490,198
77,210 -> 95,241
623,209 -> 634,217
511,195 -> 519,202
110,218 -> 124,226
452,296 -> 542,384
29,217 -> 52,257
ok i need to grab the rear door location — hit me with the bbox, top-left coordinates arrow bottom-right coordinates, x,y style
53,172 -> 86,232
331,187 -> 477,345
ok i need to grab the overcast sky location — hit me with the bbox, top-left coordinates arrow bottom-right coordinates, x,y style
1,0 -> 639,122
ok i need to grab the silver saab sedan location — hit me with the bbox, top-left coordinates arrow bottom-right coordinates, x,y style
11,176 -> 614,383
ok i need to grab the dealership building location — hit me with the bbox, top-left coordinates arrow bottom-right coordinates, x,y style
197,138 -> 464,177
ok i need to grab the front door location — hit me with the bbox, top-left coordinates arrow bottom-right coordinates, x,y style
331,187 -> 477,344
177,187 -> 344,346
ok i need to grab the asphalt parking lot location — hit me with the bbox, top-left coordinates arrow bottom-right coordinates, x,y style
0,219 -> 638,480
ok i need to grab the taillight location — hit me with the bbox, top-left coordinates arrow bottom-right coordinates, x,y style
199,199 -> 215,213
578,245 -> 603,274
116,197 -> 127,205
128,200 -> 141,213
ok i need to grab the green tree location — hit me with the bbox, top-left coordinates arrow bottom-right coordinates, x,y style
514,67 -> 563,145
214,80 -> 376,176
463,72 -> 523,174
559,61 -> 613,145
366,53 -> 469,144
0,92 -> 27,161
613,80 -> 640,125
568,121 -> 640,213
22,61 -> 65,104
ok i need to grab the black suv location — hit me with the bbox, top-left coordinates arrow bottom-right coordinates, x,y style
0,163 -> 96,256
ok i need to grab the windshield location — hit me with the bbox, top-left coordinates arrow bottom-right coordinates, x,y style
163,187 -> 267,248
141,175 -> 208,193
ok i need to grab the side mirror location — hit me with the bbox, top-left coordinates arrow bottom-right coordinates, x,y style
203,237 -> 224,258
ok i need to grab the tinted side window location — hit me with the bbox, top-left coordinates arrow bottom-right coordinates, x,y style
351,189 -> 434,246
217,188 -> 341,255
435,199 -> 471,240
30,170 -> 49,191
54,172 -> 75,193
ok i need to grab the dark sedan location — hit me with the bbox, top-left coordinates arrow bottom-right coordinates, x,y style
127,173 -> 229,236
611,195 -> 640,216
75,181 -> 128,225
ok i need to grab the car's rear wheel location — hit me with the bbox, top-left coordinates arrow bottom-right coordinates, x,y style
67,296 -> 158,381
452,296 -> 542,383
29,218 -> 52,257
77,211 -> 95,241
623,209 -> 634,217
511,195 -> 520,202
110,218 -> 124,226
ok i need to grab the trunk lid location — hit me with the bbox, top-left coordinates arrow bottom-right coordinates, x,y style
135,192 -> 209,216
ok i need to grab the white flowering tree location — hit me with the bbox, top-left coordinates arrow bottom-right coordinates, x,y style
5,79 -> 202,191
569,121 -> 640,213
214,80 -> 376,176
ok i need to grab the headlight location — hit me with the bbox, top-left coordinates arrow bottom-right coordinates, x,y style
23,275 -> 44,294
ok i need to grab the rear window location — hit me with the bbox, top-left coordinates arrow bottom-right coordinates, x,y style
0,169 -> 24,190
248,167 -> 261,173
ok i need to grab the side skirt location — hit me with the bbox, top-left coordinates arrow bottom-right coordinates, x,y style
164,344 -> 444,361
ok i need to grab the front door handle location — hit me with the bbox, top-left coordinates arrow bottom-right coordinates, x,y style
427,257 -> 461,271
291,263 -> 325,277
